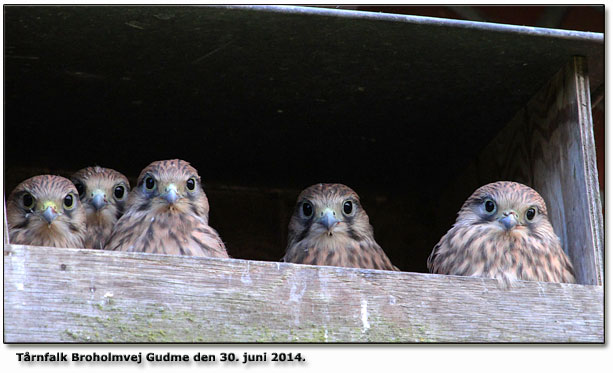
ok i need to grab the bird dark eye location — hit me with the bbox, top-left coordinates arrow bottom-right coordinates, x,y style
114,185 -> 125,199
343,200 -> 353,215
484,199 -> 496,214
302,202 -> 313,217
526,208 -> 536,221
74,182 -> 85,197
186,178 -> 196,191
64,194 -> 75,209
144,176 -> 155,191
22,193 -> 34,209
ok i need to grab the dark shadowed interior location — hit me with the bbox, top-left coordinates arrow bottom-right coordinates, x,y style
3,6 -> 603,272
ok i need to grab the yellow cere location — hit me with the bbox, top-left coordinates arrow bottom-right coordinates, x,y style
42,201 -> 58,211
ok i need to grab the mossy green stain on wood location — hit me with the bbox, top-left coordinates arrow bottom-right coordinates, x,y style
3,244 -> 604,343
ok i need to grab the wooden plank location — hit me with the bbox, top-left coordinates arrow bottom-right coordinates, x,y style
4,244 -> 603,343
440,56 -> 604,286
3,199 -> 8,245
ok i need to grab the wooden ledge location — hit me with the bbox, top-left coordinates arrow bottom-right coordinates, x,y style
3,244 -> 603,343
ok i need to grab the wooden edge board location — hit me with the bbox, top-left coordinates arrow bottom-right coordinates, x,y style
4,244 -> 604,343
571,57 -> 604,286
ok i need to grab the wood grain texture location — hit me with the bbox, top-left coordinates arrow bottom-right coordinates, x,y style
4,244 -> 603,343
3,199 -> 8,245
440,56 -> 604,286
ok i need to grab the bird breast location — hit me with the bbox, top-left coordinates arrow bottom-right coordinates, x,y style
302,231 -> 351,251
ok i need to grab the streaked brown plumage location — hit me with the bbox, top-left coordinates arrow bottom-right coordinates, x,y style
71,166 -> 130,249
427,181 -> 575,284
103,159 -> 229,258
7,175 -> 86,248
283,183 -> 398,271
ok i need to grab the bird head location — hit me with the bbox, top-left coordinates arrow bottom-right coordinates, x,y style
288,183 -> 374,244
7,175 -> 86,245
457,181 -> 550,236
429,181 -> 574,283
131,159 -> 210,221
71,166 -> 130,223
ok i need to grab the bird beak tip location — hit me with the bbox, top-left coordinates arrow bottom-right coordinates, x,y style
92,194 -> 106,211
164,189 -> 179,204
319,210 -> 340,231
42,206 -> 58,224
499,215 -> 518,231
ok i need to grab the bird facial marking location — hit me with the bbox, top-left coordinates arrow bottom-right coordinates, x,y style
295,194 -> 360,242
8,175 -> 87,248
71,167 -> 130,216
468,193 -> 538,235
136,161 -> 206,217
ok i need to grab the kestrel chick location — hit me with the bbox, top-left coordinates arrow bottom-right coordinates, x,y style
283,183 -> 398,271
427,181 -> 575,284
7,175 -> 86,248
103,159 -> 229,258
71,166 -> 130,249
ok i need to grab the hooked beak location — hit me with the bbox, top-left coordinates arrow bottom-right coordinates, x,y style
42,205 -> 58,225
91,191 -> 107,211
499,212 -> 518,231
163,184 -> 179,204
318,209 -> 339,231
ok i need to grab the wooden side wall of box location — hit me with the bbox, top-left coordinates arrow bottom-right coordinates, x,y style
440,56 -> 604,286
